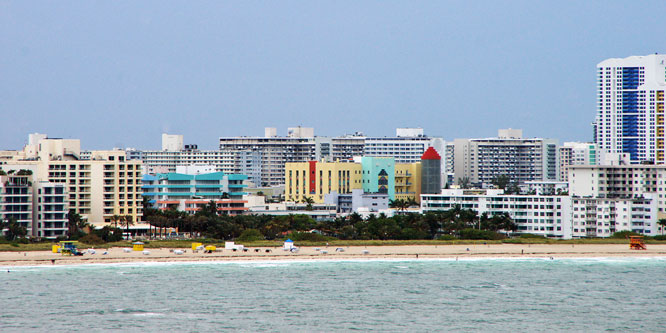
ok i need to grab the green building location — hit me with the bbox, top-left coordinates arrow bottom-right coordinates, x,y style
361,157 -> 396,200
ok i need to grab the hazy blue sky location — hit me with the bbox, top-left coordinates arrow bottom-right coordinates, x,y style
2,1 -> 665,150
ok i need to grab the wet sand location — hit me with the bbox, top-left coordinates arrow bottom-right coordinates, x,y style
2,244 -> 666,266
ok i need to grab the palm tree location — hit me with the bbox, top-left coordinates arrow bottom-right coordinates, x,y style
658,219 -> 666,235
389,199 -> 409,212
302,196 -> 314,211
120,215 -> 134,239
406,197 -> 419,208
68,210 -> 92,237
3,217 -> 27,241
458,177 -> 470,189
111,214 -> 122,229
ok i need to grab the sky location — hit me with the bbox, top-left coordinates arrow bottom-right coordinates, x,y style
2,1 -> 665,150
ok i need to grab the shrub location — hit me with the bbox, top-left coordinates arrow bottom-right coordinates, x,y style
79,233 -> 105,245
610,231 -> 641,239
236,229 -> 264,242
437,234 -> 457,241
458,228 -> 505,240
652,235 -> 666,241
519,233 -> 546,239
287,231 -> 332,242
94,226 -> 123,242
398,228 -> 429,240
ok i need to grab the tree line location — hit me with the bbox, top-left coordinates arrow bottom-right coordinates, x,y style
139,201 -> 517,241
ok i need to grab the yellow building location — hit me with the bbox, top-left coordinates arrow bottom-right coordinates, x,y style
394,163 -> 422,203
1,136 -> 143,226
285,161 -> 362,203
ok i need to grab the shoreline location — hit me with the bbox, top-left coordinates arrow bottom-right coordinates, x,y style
2,244 -> 666,267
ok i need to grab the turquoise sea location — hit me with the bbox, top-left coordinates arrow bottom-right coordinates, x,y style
1,258 -> 665,332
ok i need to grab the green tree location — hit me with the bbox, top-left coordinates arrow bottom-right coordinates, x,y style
3,217 -> 27,241
236,228 -> 264,241
658,218 -> 666,235
119,215 -> 135,239
110,214 -> 123,229
491,174 -> 510,190
301,196 -> 314,211
458,177 -> 471,189
67,210 -> 92,239
389,199 -> 409,212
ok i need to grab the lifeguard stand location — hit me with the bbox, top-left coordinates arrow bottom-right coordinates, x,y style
132,242 -> 145,251
59,241 -> 81,256
629,236 -> 646,250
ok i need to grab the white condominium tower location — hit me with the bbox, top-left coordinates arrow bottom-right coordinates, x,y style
453,129 -> 558,188
594,54 -> 666,163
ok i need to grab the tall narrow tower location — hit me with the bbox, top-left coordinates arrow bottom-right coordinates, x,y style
421,147 -> 441,194
594,54 -> 666,163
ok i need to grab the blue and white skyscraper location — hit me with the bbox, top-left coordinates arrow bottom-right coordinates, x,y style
594,54 -> 666,163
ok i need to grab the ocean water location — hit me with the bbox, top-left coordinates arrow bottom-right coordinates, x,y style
1,258 -> 665,332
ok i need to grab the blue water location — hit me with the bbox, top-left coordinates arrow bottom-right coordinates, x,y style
1,258 -> 665,332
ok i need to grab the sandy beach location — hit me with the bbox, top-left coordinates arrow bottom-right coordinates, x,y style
1,243 -> 666,266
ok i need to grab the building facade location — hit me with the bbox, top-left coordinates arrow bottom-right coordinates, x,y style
142,172 -> 248,215
34,181 -> 69,239
558,142 -> 597,182
420,147 -> 441,194
568,164 -> 666,215
571,196 -> 657,237
394,162 -> 422,203
324,189 -> 389,214
1,135 -> 143,226
593,54 -> 666,163
285,161 -> 362,203
453,129 -> 558,188
0,173 -> 33,236
421,189 -> 572,238
361,157 -> 396,200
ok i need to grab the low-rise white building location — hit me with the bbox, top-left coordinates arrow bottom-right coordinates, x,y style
571,195 -> 657,237
421,189 -> 572,239
324,189 -> 389,214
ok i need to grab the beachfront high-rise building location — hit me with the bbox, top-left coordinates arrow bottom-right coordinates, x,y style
220,127 -> 318,187
34,180 -> 69,239
593,54 -> 666,164
0,170 -> 70,239
0,134 -> 143,227
142,134 -> 237,175
453,129 -> 558,188
0,173 -> 33,236
558,142 -> 598,182
363,128 -> 446,163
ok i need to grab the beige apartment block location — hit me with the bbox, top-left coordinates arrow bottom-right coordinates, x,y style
1,135 -> 143,226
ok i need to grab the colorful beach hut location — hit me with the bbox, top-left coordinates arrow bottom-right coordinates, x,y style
283,239 -> 294,250
132,242 -> 145,251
